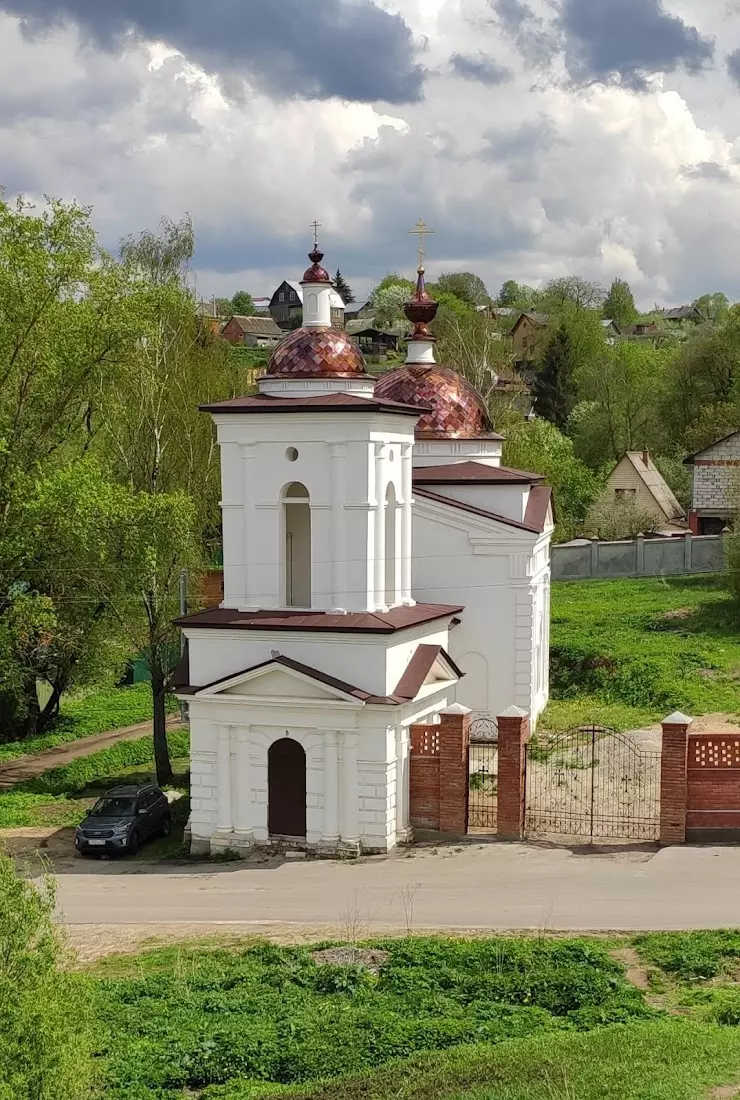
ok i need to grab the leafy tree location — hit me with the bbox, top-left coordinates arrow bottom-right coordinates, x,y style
0,194 -> 130,738
694,292 -> 730,324
0,851 -> 95,1098
371,273 -> 414,297
532,323 -> 578,430
503,418 -> 602,541
231,290 -> 255,316
497,280 -> 542,309
334,270 -> 355,304
603,278 -> 638,328
498,279 -> 522,306
435,271 -> 490,308
434,310 -> 517,415
215,297 -> 232,317
571,342 -> 673,466
586,496 -> 662,540
541,276 -> 606,312
371,284 -> 410,330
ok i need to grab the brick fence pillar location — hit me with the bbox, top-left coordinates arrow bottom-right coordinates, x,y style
660,711 -> 692,846
497,706 -> 530,840
438,704 -> 472,834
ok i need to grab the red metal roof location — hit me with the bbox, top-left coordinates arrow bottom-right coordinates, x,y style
266,326 -> 367,378
374,365 -> 498,440
413,461 -> 543,485
176,603 -> 465,635
200,392 -> 428,416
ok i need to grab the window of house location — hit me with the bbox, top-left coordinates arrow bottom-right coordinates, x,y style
615,489 -> 636,503
290,291 -> 296,302
279,292 -> 285,302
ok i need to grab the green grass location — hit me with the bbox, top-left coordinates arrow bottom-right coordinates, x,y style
542,575 -> 740,730
0,683 -> 176,764
87,937 -> 653,1100
0,730 -> 190,828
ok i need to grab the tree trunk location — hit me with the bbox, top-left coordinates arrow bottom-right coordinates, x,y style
151,663 -> 173,786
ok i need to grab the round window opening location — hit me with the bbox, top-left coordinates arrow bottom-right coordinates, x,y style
286,447 -> 299,463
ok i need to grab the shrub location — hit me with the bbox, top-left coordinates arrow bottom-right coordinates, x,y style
635,931 -> 740,982
0,852 -> 95,1099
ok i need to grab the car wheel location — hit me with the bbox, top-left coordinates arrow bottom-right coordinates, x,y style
161,815 -> 172,838
128,830 -> 139,856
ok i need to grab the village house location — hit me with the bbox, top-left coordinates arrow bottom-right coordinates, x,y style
345,320 -> 401,357
510,311 -> 550,363
221,314 -> 284,348
594,451 -> 687,534
661,305 -> 705,324
270,279 -> 345,329
685,431 -> 740,534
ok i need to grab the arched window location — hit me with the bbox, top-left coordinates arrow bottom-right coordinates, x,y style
283,482 -> 311,608
385,483 -> 397,607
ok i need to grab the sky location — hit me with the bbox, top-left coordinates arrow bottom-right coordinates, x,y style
1,0 -> 739,308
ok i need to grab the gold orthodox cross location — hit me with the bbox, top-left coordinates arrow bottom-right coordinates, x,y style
310,220 -> 323,249
408,218 -> 435,267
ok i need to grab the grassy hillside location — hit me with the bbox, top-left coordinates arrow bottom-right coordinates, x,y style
543,575 -> 740,730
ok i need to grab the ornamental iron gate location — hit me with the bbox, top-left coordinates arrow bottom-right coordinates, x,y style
468,732 -> 498,831
524,726 -> 661,841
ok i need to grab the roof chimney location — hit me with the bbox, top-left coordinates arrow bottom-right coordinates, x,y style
642,450 -> 649,467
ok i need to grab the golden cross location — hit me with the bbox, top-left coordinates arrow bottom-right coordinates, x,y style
408,218 -> 435,268
310,220 -> 322,249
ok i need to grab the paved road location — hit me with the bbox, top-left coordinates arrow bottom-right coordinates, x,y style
0,718 -> 184,789
53,842 -> 740,933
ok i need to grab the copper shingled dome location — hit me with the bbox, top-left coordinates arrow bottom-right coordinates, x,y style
302,245 -> 331,284
266,326 -> 368,378
374,365 -> 492,438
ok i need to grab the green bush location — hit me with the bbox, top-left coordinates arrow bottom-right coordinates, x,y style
0,852 -> 96,1099
635,931 -> 740,982
91,937 -> 652,1098
0,683 -> 175,764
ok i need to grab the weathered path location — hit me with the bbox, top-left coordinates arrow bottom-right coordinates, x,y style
53,842 -> 740,934
0,717 -> 184,789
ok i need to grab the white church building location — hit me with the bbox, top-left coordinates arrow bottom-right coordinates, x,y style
175,238 -> 553,855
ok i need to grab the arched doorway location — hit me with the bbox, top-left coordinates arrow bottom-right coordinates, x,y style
268,738 -> 307,838
283,482 -> 311,607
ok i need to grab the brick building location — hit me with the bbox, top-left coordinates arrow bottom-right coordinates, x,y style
684,430 -> 740,535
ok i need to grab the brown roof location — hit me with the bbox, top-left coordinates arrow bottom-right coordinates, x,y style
413,462 -> 544,485
200,393 -> 429,417
228,315 -> 283,337
524,485 -> 554,532
176,647 -> 462,705
414,486 -> 552,535
176,602 -> 464,635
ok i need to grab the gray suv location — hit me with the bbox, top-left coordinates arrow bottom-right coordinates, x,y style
75,784 -> 171,857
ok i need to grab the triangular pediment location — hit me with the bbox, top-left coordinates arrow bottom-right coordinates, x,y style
193,659 -> 365,705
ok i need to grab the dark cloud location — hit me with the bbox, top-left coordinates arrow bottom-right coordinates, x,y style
450,53 -> 512,85
0,0 -> 424,104
482,118 -> 562,181
727,48 -> 740,88
489,0 -> 559,68
490,0 -> 534,32
681,161 -> 733,182
559,0 -> 715,90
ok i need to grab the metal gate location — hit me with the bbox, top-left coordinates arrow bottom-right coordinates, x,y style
468,729 -> 498,831
524,726 -> 661,841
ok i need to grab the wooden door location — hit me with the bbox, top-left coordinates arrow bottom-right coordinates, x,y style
268,738 -> 307,838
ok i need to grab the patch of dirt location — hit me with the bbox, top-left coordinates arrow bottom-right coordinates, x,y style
312,947 -> 389,973
707,1087 -> 740,1099
657,608 -> 695,622
611,947 -> 651,990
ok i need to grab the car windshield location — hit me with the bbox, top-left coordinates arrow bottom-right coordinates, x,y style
91,796 -> 136,817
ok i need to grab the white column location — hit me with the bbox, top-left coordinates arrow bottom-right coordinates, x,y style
232,728 -> 253,840
331,443 -> 347,610
322,731 -> 340,845
401,444 -> 415,606
341,732 -> 360,846
395,725 -> 412,841
241,443 -> 258,610
373,444 -> 386,611
392,495 -> 403,608
216,725 -> 233,834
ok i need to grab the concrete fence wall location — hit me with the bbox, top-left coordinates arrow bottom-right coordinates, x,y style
552,532 -> 725,582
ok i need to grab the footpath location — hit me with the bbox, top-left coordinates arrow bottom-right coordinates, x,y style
0,717 -> 183,789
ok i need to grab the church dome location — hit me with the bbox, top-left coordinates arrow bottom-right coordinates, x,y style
266,325 -> 367,378
374,364 -> 493,438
